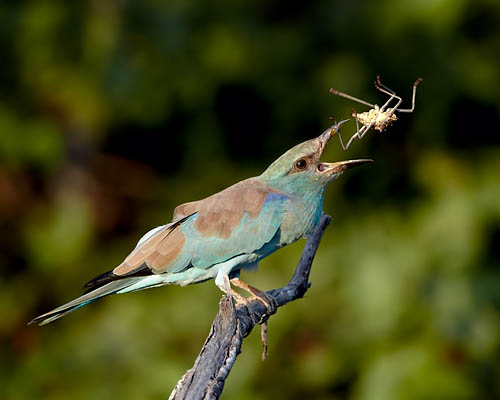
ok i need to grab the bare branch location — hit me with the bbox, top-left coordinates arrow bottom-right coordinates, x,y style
169,213 -> 333,400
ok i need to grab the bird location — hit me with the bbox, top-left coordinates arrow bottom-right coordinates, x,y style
29,121 -> 372,325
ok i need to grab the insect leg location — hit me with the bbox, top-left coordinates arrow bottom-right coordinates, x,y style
351,108 -> 358,124
330,88 -> 376,108
361,118 -> 377,137
339,111 -> 361,150
351,111 -> 363,144
346,124 -> 368,149
396,77 -> 423,113
332,118 -> 348,150
374,75 -> 396,95
374,78 -> 403,114
378,93 -> 401,115
343,134 -> 356,150
338,130 -> 348,150
346,118 -> 374,149
344,131 -> 358,150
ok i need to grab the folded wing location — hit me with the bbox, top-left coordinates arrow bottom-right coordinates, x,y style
85,178 -> 289,291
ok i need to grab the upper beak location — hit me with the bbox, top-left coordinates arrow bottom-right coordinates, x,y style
318,159 -> 373,175
318,119 -> 349,153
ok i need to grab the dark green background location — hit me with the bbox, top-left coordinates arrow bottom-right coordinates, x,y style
1,1 -> 500,399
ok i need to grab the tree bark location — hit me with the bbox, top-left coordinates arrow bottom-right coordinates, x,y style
169,213 -> 332,400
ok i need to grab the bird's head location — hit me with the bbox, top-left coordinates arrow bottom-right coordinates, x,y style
260,121 -> 372,193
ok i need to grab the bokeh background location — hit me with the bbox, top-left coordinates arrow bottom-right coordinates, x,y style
1,0 -> 500,399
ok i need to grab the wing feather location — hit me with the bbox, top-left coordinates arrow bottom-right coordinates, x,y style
112,178 -> 289,277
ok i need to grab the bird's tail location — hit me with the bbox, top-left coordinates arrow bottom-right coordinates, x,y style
28,277 -> 147,326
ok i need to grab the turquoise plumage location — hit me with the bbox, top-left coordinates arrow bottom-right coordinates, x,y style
30,122 -> 371,325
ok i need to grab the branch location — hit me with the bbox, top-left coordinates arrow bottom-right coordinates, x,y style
169,213 -> 332,400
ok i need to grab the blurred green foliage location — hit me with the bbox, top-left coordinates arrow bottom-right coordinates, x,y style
1,0 -> 500,399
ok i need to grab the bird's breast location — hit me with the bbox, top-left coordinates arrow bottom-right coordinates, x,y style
279,193 -> 324,245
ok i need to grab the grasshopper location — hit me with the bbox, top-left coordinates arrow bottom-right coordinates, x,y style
330,76 -> 422,150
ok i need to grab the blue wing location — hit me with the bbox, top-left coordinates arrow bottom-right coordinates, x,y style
111,179 -> 291,281
170,192 -> 290,272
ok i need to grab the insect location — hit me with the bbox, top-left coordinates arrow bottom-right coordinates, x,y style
329,76 -> 423,150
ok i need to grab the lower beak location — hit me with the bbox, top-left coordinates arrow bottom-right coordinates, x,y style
318,159 -> 373,175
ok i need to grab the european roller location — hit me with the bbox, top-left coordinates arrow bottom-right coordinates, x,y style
30,122 -> 371,325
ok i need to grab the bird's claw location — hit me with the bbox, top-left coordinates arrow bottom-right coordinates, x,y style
230,278 -> 277,321
248,292 -> 277,321
230,289 -> 249,306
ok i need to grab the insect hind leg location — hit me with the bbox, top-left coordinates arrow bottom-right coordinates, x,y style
342,111 -> 372,150
329,116 -> 352,150
396,77 -> 423,113
374,75 -> 396,95
329,88 -> 375,108
374,76 -> 402,113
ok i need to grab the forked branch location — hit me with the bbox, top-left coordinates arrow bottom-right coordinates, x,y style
169,213 -> 333,400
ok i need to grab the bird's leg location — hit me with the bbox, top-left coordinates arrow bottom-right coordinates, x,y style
229,288 -> 251,306
230,278 -> 277,316
217,274 -> 276,360
215,272 -> 248,305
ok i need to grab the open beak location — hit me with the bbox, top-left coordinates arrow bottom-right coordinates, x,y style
315,121 -> 373,176
318,159 -> 373,175
317,121 -> 373,174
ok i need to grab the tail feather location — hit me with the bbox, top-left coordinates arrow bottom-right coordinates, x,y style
83,264 -> 151,294
29,277 -> 145,326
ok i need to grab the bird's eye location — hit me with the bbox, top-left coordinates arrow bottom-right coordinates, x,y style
295,158 -> 308,170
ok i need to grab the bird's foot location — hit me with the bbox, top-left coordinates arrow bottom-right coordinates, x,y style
230,289 -> 250,306
217,275 -> 276,360
230,278 -> 278,318
216,272 -> 234,299
230,278 -> 277,360
215,273 -> 256,306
